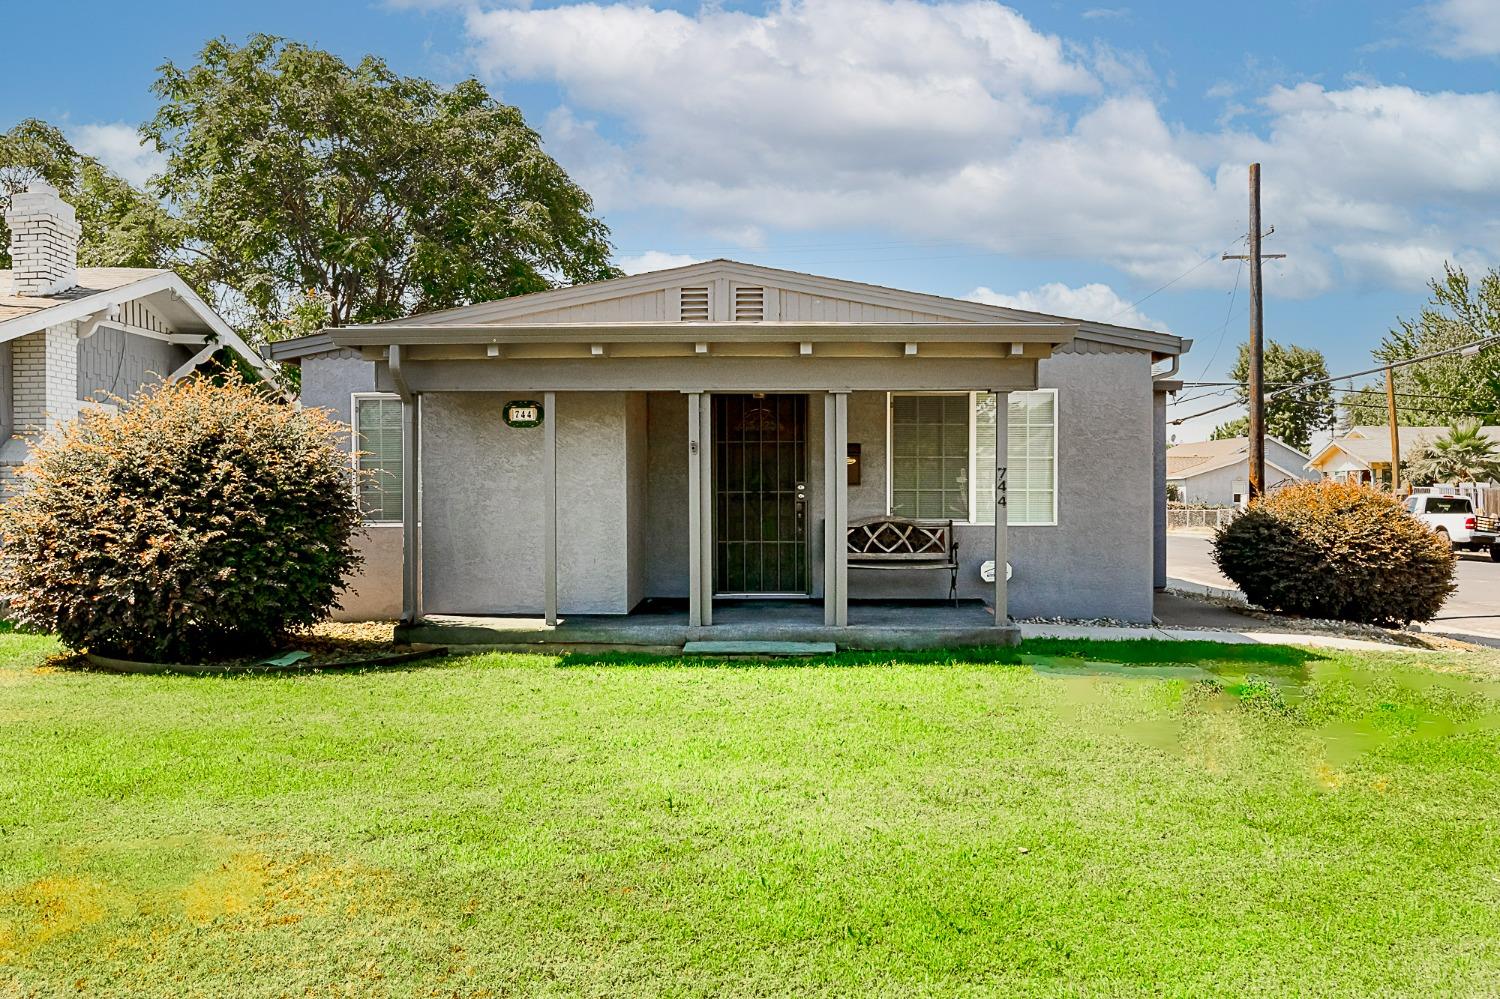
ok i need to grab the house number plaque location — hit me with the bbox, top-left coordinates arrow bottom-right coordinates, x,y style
503,400 -> 543,428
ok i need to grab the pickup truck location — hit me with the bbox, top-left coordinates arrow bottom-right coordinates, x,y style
1405,493 -> 1500,559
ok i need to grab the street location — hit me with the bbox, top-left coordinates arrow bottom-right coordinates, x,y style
1167,533 -> 1500,643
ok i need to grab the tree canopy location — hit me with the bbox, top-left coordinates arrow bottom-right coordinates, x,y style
143,35 -> 619,337
1341,265 -> 1500,427
0,119 -> 177,270
1210,340 -> 1336,452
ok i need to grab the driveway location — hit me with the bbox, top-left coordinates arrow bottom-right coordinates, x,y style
1167,532 -> 1500,645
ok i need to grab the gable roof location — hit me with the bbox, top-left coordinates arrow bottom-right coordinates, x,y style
0,266 -> 280,385
276,258 -> 1190,361
1166,436 -> 1311,479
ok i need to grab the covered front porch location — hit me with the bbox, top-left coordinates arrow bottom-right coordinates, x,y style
397,598 -> 1014,651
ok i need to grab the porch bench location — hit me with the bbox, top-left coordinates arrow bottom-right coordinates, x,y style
846,516 -> 960,606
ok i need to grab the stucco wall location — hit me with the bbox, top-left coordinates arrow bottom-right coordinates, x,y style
422,391 -> 634,615
836,349 -> 1155,622
299,351 -> 404,621
644,392 -> 690,597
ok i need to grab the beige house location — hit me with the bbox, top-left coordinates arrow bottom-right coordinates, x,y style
1307,426 -> 1500,486
0,183 -> 275,488
1167,436 -> 1315,506
269,260 -> 1189,648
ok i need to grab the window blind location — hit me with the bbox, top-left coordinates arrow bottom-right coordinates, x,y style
892,391 -> 1056,527
355,396 -> 404,523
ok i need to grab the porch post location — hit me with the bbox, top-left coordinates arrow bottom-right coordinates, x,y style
823,393 -> 838,625
687,392 -> 703,627
391,343 -> 422,625
823,390 -> 849,626
698,392 -> 714,626
993,390 -> 1009,624
543,390 -> 558,626
834,390 -> 849,627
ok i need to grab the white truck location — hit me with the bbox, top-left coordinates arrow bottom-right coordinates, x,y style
1405,492 -> 1500,559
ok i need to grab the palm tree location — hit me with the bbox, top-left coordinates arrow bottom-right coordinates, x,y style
1407,424 -> 1500,485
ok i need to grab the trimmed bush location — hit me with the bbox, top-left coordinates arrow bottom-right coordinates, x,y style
1211,480 -> 1455,626
0,376 -> 363,662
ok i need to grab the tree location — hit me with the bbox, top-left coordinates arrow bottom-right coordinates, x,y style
144,35 -> 619,334
0,119 -> 177,270
1406,424 -> 1500,486
1209,340 -> 1336,452
1341,265 -> 1500,427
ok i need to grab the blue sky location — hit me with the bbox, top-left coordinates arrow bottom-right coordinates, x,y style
7,0 -> 1499,441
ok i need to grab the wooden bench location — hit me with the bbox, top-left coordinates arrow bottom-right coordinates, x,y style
846,516 -> 960,606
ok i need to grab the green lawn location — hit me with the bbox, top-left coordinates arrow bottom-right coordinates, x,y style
4,636 -> 1500,997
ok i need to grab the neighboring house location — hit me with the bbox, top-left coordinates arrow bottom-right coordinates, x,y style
1166,436 -> 1315,506
267,259 -> 1189,637
1306,426 -> 1500,486
0,183 -> 276,489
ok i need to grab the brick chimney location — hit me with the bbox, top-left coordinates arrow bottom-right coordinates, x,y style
5,182 -> 79,296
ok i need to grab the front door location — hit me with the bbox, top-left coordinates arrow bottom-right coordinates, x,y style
713,394 -> 809,596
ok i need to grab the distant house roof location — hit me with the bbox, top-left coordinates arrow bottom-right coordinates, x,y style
1308,426 -> 1500,471
1166,436 -> 1310,480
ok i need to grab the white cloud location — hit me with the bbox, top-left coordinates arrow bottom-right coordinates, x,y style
965,282 -> 1169,331
1082,7 -> 1130,20
1427,0 -> 1500,58
453,0 -> 1500,295
617,250 -> 702,274
68,123 -> 164,188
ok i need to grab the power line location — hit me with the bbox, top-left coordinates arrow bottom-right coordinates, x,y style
1104,237 -> 1246,322
1169,331 -> 1500,426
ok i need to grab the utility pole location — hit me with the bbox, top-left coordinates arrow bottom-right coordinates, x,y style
1223,163 -> 1285,502
1386,367 -> 1402,493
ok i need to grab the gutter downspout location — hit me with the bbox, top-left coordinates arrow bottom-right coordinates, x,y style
389,345 -> 423,624
1151,352 -> 1181,593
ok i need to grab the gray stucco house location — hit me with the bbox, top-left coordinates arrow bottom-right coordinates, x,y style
0,183 -> 276,489
270,260 -> 1188,645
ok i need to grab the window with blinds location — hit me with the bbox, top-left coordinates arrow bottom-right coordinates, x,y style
890,395 -> 972,519
891,391 -> 1057,526
354,395 -> 403,523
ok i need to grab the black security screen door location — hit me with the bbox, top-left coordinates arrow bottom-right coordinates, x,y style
713,394 -> 809,595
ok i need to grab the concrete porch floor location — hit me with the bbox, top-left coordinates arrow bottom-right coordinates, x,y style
397,599 -> 1019,651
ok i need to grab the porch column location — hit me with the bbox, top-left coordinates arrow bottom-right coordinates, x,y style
699,392 -> 714,626
993,390 -> 1009,624
392,340 -> 423,626
543,391 -> 558,626
687,392 -> 713,627
823,390 -> 849,626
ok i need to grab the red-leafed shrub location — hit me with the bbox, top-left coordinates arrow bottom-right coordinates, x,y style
1212,480 -> 1455,626
0,376 -> 363,662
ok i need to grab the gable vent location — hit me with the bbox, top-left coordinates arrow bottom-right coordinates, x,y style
679,286 -> 711,322
733,286 -> 765,321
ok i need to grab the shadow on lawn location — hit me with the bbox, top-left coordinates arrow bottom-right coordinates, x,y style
557,639 -> 1330,671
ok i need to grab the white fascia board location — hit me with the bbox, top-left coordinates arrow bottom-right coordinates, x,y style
0,271 -> 182,342
0,271 -> 287,397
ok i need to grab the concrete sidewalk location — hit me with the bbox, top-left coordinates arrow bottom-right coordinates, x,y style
1016,621 -> 1425,653
1014,590 -> 1436,653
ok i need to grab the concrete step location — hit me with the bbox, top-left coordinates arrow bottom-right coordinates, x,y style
683,640 -> 838,657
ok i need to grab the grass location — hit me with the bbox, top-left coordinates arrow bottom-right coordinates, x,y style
4,636 -> 1500,996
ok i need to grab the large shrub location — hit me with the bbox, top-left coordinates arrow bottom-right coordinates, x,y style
0,376 -> 363,661
1212,480 -> 1455,626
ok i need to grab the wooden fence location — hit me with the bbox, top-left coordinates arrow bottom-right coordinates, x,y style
1166,505 -> 1238,531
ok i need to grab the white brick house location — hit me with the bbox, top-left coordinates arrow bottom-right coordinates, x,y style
0,183 -> 275,488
